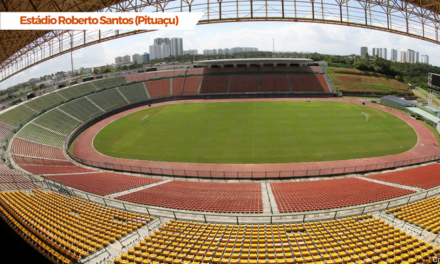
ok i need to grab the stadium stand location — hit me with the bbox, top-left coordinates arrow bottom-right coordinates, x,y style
145,79 -> 171,99
0,105 -> 36,127
116,181 -> 262,213
0,121 -> 14,143
200,75 -> 229,94
186,68 -> 205,75
260,74 -> 290,92
259,66 -> 273,72
246,67 -> 259,72
33,109 -> 82,135
156,70 -> 186,78
13,155 -> 74,166
92,76 -> 126,90
25,92 -> 65,112
118,83 -> 150,104
56,82 -> 96,100
11,138 -> 66,160
276,66 -> 300,72
125,72 -> 157,82
229,75 -> 259,93
386,196 -> 440,234
366,164 -> 440,190
18,165 -> 93,174
16,123 -> 66,148
58,97 -> 103,122
114,216 -> 440,264
301,66 -> 322,72
43,173 -> 161,196
182,76 -> 203,95
219,67 -> 246,73
271,178 -> 415,213
0,164 -> 39,190
172,77 -> 184,95
87,88 -> 127,112
289,74 -> 329,92
0,190 -> 153,263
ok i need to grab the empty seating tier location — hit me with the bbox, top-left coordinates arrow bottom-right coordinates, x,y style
0,105 -> 36,127
87,88 -> 127,112
114,216 -> 440,264
259,67 -> 273,72
0,121 -> 14,143
0,190 -> 153,263
271,178 -> 414,213
182,76 -> 203,94
25,92 -> 64,113
187,68 -> 205,75
275,66 -> 299,72
116,181 -> 262,213
18,165 -> 93,175
13,155 -> 74,166
229,75 -> 259,93
200,75 -> 229,94
145,79 -> 171,99
126,72 -> 157,82
11,138 -> 66,160
289,74 -> 329,92
172,77 -> 185,95
56,82 -> 96,100
58,97 -> 103,122
92,76 -> 126,90
367,164 -> 440,190
33,109 -> 82,135
301,66 -> 322,73
0,164 -> 39,190
219,67 -> 246,73
16,123 -> 66,148
260,74 -> 290,92
43,173 -> 161,196
156,70 -> 186,78
118,83 -> 150,104
386,197 -> 440,234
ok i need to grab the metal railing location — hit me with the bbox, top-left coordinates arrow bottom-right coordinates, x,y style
43,177 -> 440,225
68,153 -> 440,179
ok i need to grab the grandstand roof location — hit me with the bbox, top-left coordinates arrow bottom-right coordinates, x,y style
195,58 -> 313,66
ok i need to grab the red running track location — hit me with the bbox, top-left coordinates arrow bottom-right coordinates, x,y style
73,98 -> 440,176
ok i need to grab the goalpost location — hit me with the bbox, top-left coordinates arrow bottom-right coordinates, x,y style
361,112 -> 369,122
141,114 -> 149,125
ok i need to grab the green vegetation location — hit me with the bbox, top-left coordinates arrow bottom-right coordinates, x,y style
417,87 -> 440,106
93,101 -> 417,164
327,67 -> 413,96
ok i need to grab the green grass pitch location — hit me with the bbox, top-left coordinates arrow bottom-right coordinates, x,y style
93,101 -> 417,164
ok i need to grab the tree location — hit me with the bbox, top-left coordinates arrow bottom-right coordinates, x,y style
395,75 -> 403,82
93,68 -> 100,75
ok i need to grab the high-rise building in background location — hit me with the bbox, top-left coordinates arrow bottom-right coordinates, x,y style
171,38 -> 183,56
421,55 -> 429,64
183,49 -> 198,55
140,52 -> 150,63
372,48 -> 377,57
132,54 -> 140,64
149,45 -> 162,60
390,49 -> 398,61
154,38 -> 170,46
122,55 -> 131,63
401,51 -> 407,62
360,47 -> 368,56
414,51 -> 420,63
115,56 -> 122,64
407,49 -> 415,63
378,48 -> 383,59
382,48 -> 387,60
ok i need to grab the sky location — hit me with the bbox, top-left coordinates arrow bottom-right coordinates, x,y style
1,21 -> 439,90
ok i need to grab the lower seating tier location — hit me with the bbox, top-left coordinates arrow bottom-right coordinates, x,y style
116,181 -> 263,214
145,79 -> 171,99
18,165 -> 94,175
200,75 -> 229,94
11,138 -> 66,160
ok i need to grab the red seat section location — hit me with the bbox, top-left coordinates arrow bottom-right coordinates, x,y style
246,67 -> 259,72
260,74 -> 290,92
156,70 -> 186,78
171,77 -> 184,96
125,72 -> 157,82
18,165 -> 93,175
275,66 -> 300,72
367,164 -> 440,189
11,138 -> 66,160
219,67 -> 246,73
259,67 -> 273,72
186,68 -> 205,75
271,178 -> 414,213
116,181 -> 263,213
289,74 -> 330,92
43,173 -> 161,196
200,75 -> 230,94
182,76 -> 203,94
0,121 -> 14,143
13,155 -> 73,166
301,66 -> 322,72
229,75 -> 259,93
0,164 -> 40,190
145,79 -> 171,99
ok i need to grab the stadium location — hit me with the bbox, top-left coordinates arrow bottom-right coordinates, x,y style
2,1 -> 440,264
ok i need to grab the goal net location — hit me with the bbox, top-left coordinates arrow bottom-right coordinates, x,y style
361,112 -> 369,122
